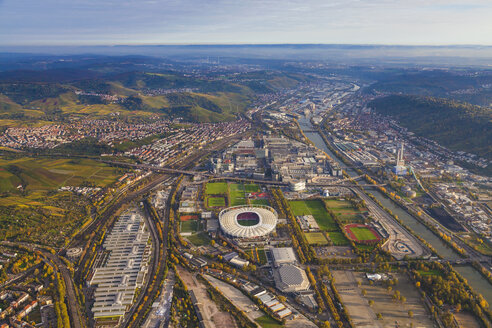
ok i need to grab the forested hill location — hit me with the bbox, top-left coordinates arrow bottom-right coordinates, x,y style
0,69 -> 312,124
368,95 -> 492,160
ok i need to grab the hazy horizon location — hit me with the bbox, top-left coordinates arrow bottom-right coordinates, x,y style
1,0 -> 491,46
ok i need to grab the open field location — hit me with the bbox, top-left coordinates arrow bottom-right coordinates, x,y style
177,267 -> 236,328
186,232 -> 211,246
327,231 -> 350,246
333,271 -> 435,328
0,157 -> 121,193
289,199 -> 338,231
351,227 -> 378,241
344,224 -> 381,244
332,270 -> 381,328
324,199 -> 367,222
461,234 -> 492,256
207,196 -> 226,207
205,182 -> 228,195
305,232 -> 329,245
250,199 -> 270,206
315,246 -> 356,259
244,183 -> 261,193
455,313 -> 481,328
255,315 -> 283,328
0,157 -> 123,245
204,275 -> 264,321
181,220 -> 198,233
205,182 -> 262,207
257,248 -> 267,264
229,183 -> 247,206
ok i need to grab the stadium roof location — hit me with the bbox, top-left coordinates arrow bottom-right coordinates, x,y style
219,205 -> 278,238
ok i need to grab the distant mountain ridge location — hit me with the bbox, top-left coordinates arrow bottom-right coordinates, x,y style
0,69 -> 309,123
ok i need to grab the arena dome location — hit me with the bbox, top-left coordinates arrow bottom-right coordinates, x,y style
219,205 -> 278,238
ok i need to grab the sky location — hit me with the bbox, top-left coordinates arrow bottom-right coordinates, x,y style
1,0 -> 491,46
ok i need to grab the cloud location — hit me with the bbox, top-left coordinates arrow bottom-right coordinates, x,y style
0,0 -> 491,45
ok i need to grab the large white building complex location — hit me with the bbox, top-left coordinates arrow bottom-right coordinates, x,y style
89,210 -> 151,324
219,205 -> 278,238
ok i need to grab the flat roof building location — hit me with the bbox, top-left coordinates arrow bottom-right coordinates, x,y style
89,211 -> 151,323
273,264 -> 310,293
270,247 -> 297,267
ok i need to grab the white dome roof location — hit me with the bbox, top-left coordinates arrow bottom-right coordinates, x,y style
219,205 -> 278,238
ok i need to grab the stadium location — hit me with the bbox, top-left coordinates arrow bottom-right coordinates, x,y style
219,205 -> 278,238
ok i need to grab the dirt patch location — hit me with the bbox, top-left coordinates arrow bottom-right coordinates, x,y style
177,266 -> 236,328
332,270 -> 381,328
455,312 -> 480,328
315,246 -> 356,259
343,271 -> 435,328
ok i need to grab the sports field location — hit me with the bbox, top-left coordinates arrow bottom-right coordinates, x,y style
289,199 -> 338,231
181,220 -> 198,233
305,232 -> 329,245
180,215 -> 198,221
229,183 -> 248,206
344,224 -> 381,243
237,219 -> 259,226
324,199 -> 367,222
244,183 -> 261,193
207,196 -> 226,207
205,182 -> 228,195
205,182 -> 262,207
250,199 -> 270,206
327,231 -> 350,246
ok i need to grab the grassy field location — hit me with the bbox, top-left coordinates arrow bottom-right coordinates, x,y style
0,157 -> 121,193
186,232 -> 211,246
416,269 -> 443,276
289,199 -> 338,231
255,315 -> 283,328
324,199 -> 367,222
181,220 -> 198,233
327,231 -> 350,246
237,219 -> 259,226
207,196 -> 226,208
229,183 -> 247,206
205,182 -> 228,195
462,234 -> 492,256
305,232 -> 329,245
244,183 -> 261,193
257,248 -> 267,264
250,199 -> 270,206
350,226 -> 379,241
205,182 -> 262,207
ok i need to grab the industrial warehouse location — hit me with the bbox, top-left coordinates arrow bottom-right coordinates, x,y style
88,210 -> 151,325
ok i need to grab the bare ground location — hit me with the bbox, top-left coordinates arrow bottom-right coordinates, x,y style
177,266 -> 237,328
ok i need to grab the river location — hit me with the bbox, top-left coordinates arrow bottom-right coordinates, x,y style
297,115 -> 492,305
